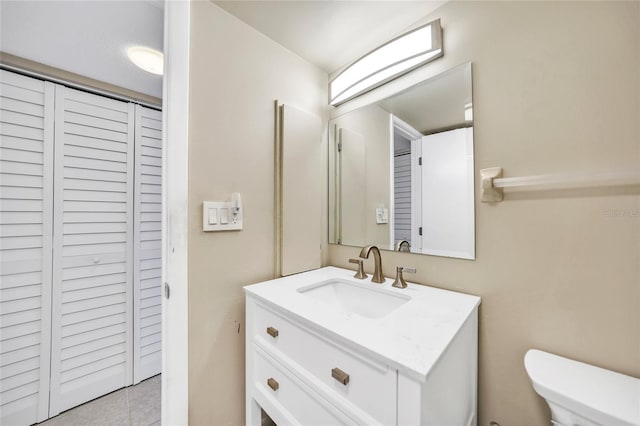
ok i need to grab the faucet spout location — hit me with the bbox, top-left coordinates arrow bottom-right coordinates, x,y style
359,245 -> 385,283
396,240 -> 411,252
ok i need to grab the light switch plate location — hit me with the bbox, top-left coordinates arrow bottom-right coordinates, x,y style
376,207 -> 389,224
207,208 -> 218,225
203,201 -> 243,231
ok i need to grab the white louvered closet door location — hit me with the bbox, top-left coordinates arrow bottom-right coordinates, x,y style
49,85 -> 134,416
0,71 -> 54,425
133,105 -> 162,383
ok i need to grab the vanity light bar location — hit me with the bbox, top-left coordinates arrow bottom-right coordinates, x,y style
329,19 -> 443,106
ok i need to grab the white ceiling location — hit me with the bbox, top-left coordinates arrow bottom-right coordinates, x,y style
0,1 -> 164,98
213,1 -> 446,74
377,63 -> 472,133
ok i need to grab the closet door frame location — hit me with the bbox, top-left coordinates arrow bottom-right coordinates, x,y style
163,2 -> 191,422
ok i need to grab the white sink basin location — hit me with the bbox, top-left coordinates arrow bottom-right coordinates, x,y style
297,279 -> 411,319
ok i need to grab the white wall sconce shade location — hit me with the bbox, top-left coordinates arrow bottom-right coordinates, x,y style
329,19 -> 443,106
127,46 -> 164,75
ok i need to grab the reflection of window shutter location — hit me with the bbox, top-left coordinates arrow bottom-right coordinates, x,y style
393,153 -> 411,245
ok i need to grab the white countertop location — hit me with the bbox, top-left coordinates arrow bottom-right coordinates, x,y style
244,266 -> 481,382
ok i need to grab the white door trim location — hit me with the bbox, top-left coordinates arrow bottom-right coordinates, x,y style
162,0 -> 190,424
410,139 -> 422,251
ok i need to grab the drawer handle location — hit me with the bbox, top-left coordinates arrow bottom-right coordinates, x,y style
266,327 -> 279,338
267,377 -> 279,391
331,368 -> 350,386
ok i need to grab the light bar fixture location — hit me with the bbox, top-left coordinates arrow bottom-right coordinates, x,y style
329,19 -> 443,106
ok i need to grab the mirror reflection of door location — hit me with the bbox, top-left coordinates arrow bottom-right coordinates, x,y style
391,116 -> 423,251
411,128 -> 475,259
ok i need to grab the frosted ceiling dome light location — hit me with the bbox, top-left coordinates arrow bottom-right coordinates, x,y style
330,19 -> 443,106
127,46 -> 164,75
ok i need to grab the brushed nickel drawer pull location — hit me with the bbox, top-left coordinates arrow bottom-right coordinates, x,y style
331,368 -> 350,385
267,377 -> 279,391
266,327 -> 279,338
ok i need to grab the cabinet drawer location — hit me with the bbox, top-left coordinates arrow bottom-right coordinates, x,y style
252,346 -> 352,426
253,303 -> 397,425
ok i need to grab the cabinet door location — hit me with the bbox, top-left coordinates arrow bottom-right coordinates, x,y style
279,104 -> 322,276
337,127 -> 366,246
0,70 -> 54,425
133,105 -> 162,383
49,85 -> 134,416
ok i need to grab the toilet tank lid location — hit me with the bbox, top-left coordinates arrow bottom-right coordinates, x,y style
524,349 -> 640,426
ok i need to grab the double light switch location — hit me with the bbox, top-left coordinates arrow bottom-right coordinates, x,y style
207,207 -> 230,225
203,193 -> 243,231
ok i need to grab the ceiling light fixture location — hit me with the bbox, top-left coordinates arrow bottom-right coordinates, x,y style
329,19 -> 443,106
127,46 -> 164,75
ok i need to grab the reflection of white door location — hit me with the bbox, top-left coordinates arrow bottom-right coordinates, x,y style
338,128 -> 366,246
412,128 -> 475,259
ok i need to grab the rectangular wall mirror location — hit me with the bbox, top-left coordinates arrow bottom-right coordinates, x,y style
328,62 -> 475,259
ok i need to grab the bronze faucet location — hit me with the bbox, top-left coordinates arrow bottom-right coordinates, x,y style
359,245 -> 385,283
349,258 -> 367,279
392,266 -> 416,289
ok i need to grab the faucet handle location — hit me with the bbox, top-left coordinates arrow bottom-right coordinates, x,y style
392,266 -> 415,289
349,258 -> 367,279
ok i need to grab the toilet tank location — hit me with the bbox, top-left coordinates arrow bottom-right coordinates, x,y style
524,349 -> 640,426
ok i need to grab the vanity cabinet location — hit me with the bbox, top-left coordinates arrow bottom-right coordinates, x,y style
245,267 -> 480,426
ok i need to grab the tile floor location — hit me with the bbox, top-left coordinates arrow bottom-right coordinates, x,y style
38,375 -> 161,426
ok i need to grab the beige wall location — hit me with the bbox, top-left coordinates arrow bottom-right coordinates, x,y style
332,104 -> 392,248
187,1 -> 638,424
187,2 -> 327,424
328,1 -> 640,425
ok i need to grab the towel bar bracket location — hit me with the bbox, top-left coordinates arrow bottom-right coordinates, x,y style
480,167 -> 504,202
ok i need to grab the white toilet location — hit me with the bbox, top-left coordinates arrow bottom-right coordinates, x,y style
524,349 -> 640,426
